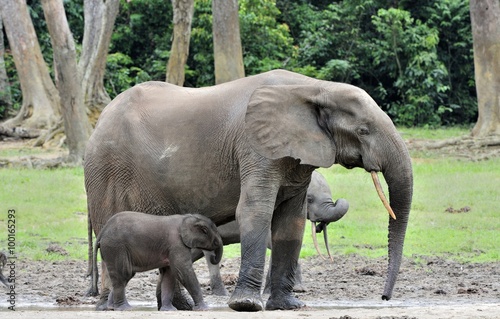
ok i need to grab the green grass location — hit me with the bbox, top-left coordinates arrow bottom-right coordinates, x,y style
398,126 -> 471,140
0,168 -> 88,260
0,127 -> 498,264
305,157 -> 500,263
0,146 -> 58,158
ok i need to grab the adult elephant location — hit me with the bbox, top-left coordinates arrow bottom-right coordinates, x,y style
84,69 -> 413,312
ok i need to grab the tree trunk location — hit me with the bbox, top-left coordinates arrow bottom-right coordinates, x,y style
470,0 -> 500,137
0,14 -> 12,119
212,0 -> 245,84
79,0 -> 120,124
42,0 -> 92,164
0,0 -> 60,130
166,0 -> 195,86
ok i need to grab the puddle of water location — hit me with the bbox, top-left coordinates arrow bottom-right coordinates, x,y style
5,299 -> 500,312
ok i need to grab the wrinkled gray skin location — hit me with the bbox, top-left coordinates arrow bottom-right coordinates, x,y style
194,170 -> 349,296
84,70 -> 413,312
93,212 -> 223,311
0,252 -> 8,287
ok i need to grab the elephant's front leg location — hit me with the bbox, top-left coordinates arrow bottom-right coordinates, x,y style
228,180 -> 279,312
175,259 -> 209,311
266,191 -> 307,310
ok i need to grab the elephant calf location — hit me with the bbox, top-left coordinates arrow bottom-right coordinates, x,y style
93,212 -> 223,311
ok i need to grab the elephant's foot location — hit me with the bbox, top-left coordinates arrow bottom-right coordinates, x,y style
211,282 -> 229,296
106,295 -> 133,311
228,287 -> 264,312
193,301 -> 209,311
85,286 -> 99,297
172,289 -> 194,310
94,295 -> 109,311
159,304 -> 177,311
265,293 -> 305,310
112,302 -> 133,311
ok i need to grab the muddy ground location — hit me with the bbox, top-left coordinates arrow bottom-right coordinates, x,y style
1,254 -> 499,318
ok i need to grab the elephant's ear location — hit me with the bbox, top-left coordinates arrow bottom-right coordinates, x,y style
245,85 -> 336,167
180,215 -> 196,248
180,214 -> 208,249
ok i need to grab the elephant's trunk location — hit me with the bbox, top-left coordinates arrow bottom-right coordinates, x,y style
210,237 -> 224,265
309,199 -> 349,224
323,199 -> 349,223
379,134 -> 413,300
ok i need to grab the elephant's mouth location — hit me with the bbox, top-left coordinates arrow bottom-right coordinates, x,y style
340,163 -> 355,169
338,157 -> 362,170
337,154 -> 394,219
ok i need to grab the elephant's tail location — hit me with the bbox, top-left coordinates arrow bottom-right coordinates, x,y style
86,210 -> 93,277
85,211 -> 99,297
91,238 -> 100,297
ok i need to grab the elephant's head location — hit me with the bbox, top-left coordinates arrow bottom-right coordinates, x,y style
181,214 -> 224,265
245,80 -> 413,300
307,171 -> 349,224
307,171 -> 349,261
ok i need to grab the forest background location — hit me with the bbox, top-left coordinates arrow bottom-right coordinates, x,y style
0,0 -> 479,129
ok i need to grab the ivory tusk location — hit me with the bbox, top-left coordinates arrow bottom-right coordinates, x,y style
312,221 -> 326,260
371,171 -> 397,220
323,224 -> 333,262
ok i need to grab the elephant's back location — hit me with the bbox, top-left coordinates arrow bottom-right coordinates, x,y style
100,211 -> 182,239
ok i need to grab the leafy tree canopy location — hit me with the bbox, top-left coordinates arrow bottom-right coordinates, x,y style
2,0 -> 476,127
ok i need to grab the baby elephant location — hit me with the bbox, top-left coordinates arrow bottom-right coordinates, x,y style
93,212 -> 223,311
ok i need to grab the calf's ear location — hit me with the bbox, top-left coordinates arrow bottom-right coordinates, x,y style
245,85 -> 336,168
180,215 -> 211,249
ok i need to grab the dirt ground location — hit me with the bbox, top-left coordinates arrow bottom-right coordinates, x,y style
1,135 -> 500,317
1,254 -> 499,318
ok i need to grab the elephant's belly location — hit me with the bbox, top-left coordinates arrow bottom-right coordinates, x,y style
145,172 -> 241,226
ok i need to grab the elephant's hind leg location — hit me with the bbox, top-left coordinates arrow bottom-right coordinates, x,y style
107,268 -> 133,311
95,262 -> 111,310
158,267 -> 177,311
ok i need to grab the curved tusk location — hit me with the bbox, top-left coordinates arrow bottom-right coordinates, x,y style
312,221 -> 326,260
323,224 -> 333,262
371,171 -> 396,220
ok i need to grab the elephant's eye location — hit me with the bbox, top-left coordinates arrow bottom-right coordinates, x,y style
198,225 -> 208,234
307,196 -> 314,204
357,127 -> 369,136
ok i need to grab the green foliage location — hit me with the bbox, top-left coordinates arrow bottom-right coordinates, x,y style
371,8 -> 450,126
1,55 -> 21,119
1,0 -> 477,127
186,0 -> 214,87
277,0 -> 476,127
239,0 -> 297,73
105,53 -> 151,97
426,0 -> 477,125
